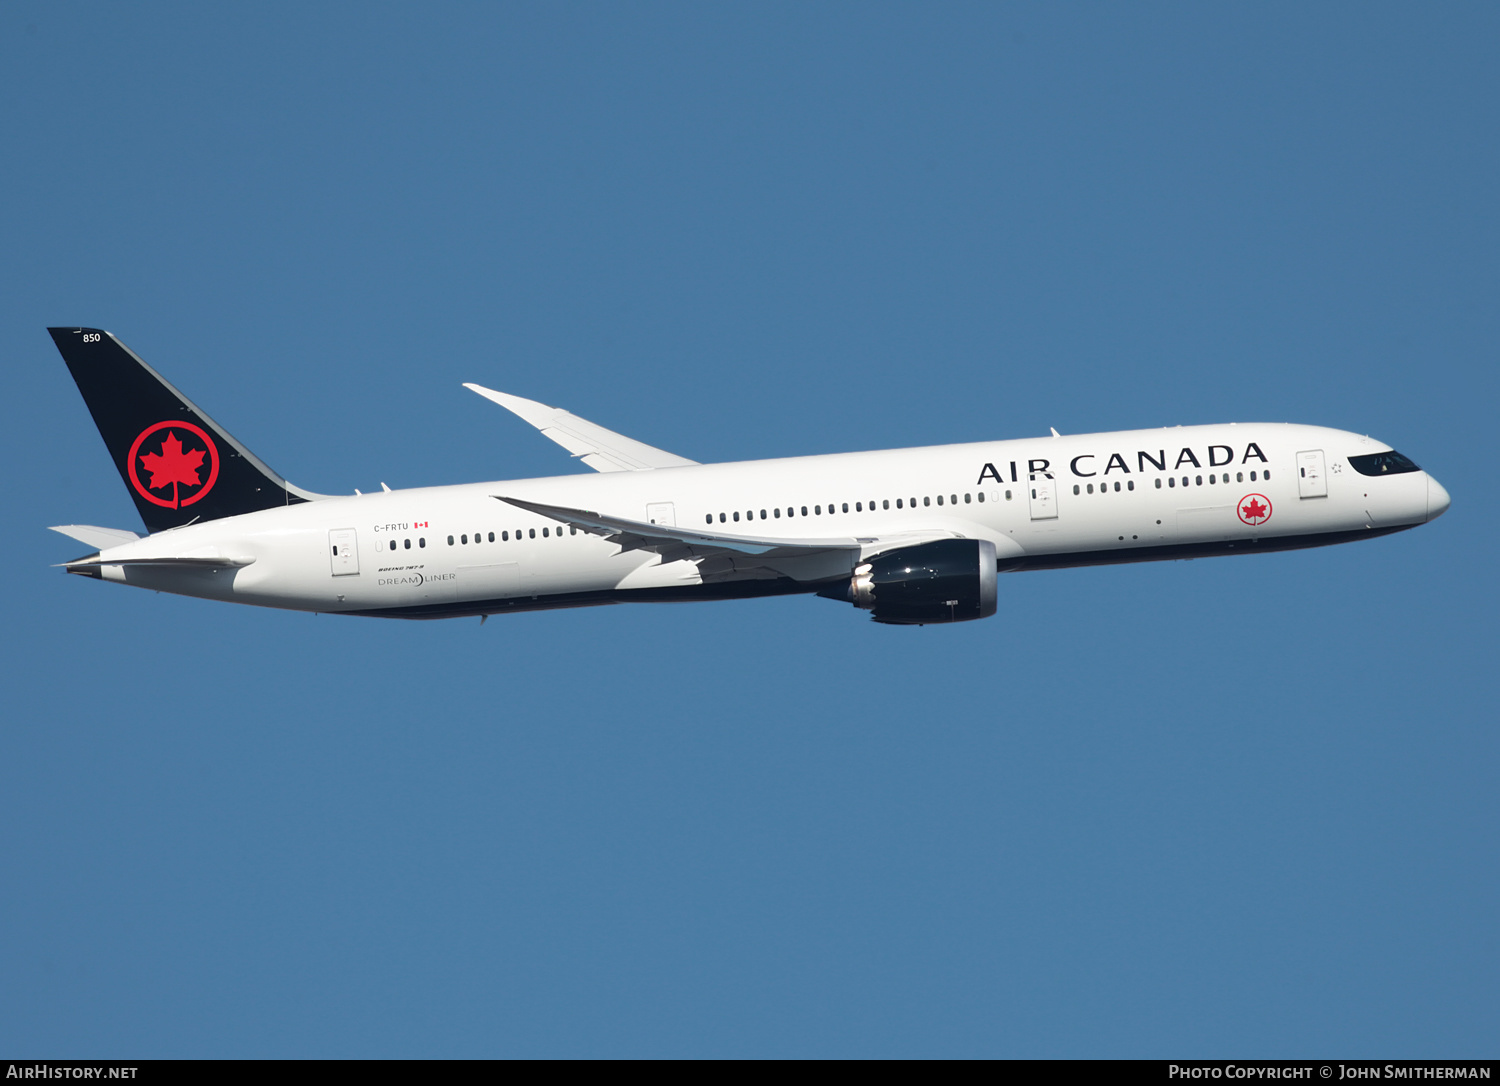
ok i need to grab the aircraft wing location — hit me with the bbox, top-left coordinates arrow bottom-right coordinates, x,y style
496,495 -> 860,557
493,496 -> 977,583
465,384 -> 699,472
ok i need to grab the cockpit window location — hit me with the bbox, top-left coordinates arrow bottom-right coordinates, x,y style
1348,451 -> 1420,476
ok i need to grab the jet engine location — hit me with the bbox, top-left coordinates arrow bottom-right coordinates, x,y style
828,539 -> 998,624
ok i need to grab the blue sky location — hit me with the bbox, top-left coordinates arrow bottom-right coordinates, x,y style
1,3 -> 1495,1057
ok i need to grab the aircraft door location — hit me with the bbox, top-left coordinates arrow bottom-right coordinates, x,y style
329,529 -> 360,575
646,502 -> 676,526
1297,450 -> 1328,498
1028,473 -> 1057,520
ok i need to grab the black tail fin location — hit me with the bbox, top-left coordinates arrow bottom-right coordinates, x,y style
49,327 -> 323,534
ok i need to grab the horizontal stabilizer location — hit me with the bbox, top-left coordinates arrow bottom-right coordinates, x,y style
62,554 -> 255,572
49,524 -> 141,549
465,384 -> 699,472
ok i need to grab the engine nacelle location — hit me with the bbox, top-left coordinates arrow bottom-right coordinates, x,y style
838,539 -> 998,625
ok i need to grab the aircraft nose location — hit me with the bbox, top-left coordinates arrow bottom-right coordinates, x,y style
1427,474 -> 1452,522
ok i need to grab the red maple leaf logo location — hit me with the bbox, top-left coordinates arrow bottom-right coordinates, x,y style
1240,497 -> 1269,524
126,421 -> 220,510
139,430 -> 205,506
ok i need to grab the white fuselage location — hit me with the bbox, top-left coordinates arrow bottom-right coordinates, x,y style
75,422 -> 1449,619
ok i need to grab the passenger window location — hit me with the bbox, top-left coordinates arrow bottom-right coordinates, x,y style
950,495 -> 957,505
389,539 -> 397,551
1168,478 -> 1176,488
570,527 -> 577,535
502,531 -> 508,541
706,515 -> 712,524
1195,476 -> 1202,486
814,506 -> 820,515
977,492 -> 985,503
404,539 -> 411,549
1155,478 -> 1161,488
936,495 -> 944,506
1182,477 -> 1189,487
529,528 -> 536,539
1250,471 -> 1257,481
963,493 -> 971,504
896,498 -> 903,509
760,509 -> 767,519
1074,485 -> 1081,495
923,497 -> 930,507
801,506 -> 808,516
1005,490 -> 1012,500
842,503 -> 849,513
1237,472 -> 1243,482
883,499 -> 890,510
489,532 -> 495,542
1126,481 -> 1134,491
719,513 -> 726,523
1264,470 -> 1271,480
1086,484 -> 1093,494
419,537 -> 426,548
733,511 -> 740,522
447,535 -> 455,545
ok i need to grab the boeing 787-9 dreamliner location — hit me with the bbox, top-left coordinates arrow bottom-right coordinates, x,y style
47,328 -> 1450,625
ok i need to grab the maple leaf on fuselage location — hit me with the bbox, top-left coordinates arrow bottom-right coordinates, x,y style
140,431 -> 205,491
1242,498 -> 1268,521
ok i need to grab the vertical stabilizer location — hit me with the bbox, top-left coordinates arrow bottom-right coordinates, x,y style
48,327 -> 323,534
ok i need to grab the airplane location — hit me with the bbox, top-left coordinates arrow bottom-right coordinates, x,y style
46,327 -> 1451,626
